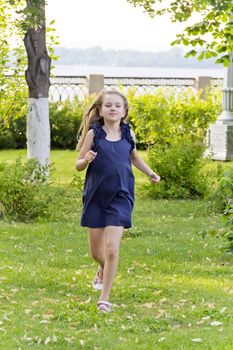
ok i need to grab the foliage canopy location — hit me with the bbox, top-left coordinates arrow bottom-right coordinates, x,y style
128,0 -> 233,66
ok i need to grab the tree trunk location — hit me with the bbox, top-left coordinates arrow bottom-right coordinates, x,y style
24,4 -> 51,167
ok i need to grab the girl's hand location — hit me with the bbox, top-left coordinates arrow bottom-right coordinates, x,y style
150,172 -> 160,184
85,150 -> 97,164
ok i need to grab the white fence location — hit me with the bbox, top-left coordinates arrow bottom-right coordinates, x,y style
49,75 -> 223,101
4,74 -> 223,101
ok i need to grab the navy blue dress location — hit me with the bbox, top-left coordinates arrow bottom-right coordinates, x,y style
81,121 -> 135,228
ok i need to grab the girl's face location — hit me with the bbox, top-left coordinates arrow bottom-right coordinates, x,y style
100,94 -> 126,123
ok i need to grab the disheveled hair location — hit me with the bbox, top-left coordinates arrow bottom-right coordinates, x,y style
76,89 -> 129,150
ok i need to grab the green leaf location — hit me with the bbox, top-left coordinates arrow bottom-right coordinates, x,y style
185,49 -> 197,58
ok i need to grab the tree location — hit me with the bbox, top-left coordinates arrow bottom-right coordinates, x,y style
2,0 -> 51,167
127,0 -> 233,66
0,0 -> 27,131
23,0 -> 51,167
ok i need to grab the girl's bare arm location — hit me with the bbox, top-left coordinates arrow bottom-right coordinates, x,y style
75,130 -> 97,171
130,131 -> 160,183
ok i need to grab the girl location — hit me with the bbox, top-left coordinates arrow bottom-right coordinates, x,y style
75,89 -> 160,313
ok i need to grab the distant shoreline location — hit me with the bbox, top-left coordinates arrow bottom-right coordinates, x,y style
53,65 -> 224,78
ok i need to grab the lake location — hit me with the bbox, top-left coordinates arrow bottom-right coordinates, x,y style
53,65 -> 224,78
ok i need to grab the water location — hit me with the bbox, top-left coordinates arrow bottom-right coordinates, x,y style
53,65 -> 224,78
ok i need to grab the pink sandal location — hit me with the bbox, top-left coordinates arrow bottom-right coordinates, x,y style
93,266 -> 103,290
97,300 -> 111,313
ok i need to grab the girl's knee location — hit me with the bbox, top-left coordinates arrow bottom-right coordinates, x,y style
90,250 -> 103,262
105,244 -> 119,260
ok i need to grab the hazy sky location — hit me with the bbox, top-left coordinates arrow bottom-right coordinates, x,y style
46,0 -> 185,52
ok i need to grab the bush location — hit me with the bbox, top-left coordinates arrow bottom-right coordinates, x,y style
0,97 -> 86,149
147,140 -> 209,199
49,98 -> 83,149
199,198 -> 233,254
127,87 -> 221,149
0,158 -> 54,221
127,88 -> 170,148
198,167 -> 233,253
0,88 -> 222,150
207,167 -> 233,212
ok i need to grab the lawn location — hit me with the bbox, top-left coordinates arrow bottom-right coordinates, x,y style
0,150 -> 233,349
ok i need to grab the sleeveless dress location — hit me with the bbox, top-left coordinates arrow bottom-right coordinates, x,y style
81,121 -> 135,229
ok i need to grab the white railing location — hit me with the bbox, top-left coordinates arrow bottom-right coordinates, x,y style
3,74 -> 223,101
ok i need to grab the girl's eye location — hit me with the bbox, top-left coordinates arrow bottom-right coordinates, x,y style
104,104 -> 122,108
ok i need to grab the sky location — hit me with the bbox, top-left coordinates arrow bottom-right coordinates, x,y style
46,0 -> 186,52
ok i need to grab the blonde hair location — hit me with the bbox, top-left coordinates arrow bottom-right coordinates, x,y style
76,89 -> 129,150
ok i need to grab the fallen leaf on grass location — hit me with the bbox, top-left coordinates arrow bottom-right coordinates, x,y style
25,309 -> 32,314
196,320 -> 204,325
40,320 -> 50,324
43,309 -> 54,319
65,337 -> 75,343
65,249 -> 73,253
172,324 -> 181,330
159,298 -> 167,305
34,336 -> 42,344
210,321 -> 223,326
155,309 -> 168,319
140,302 -> 156,309
153,290 -> 162,295
192,338 -> 202,343
44,337 -> 51,345
202,316 -> 210,321
21,335 -> 32,342
158,337 -> 166,343
220,307 -> 227,313
204,302 -> 215,309
80,297 -> 91,304
126,315 -> 134,320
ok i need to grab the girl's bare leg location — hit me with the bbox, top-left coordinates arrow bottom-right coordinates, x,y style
88,228 -> 105,270
99,226 -> 124,302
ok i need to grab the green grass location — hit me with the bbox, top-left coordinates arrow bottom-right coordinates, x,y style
0,150 -> 233,349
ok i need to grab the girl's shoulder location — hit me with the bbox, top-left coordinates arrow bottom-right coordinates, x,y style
89,122 -> 105,139
89,122 -> 105,150
121,122 -> 135,150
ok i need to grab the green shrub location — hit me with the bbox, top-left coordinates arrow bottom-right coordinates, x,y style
49,98 -> 83,149
127,87 -> 221,149
0,158 -> 54,221
147,140 -> 208,199
169,90 -> 221,141
0,97 -> 86,149
0,87 -> 222,150
0,117 -> 27,150
0,130 -> 17,149
207,167 -> 233,212
199,199 -> 233,254
127,88 -> 170,148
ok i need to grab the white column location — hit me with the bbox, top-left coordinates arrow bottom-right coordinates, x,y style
205,53 -> 233,160
216,54 -> 233,124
